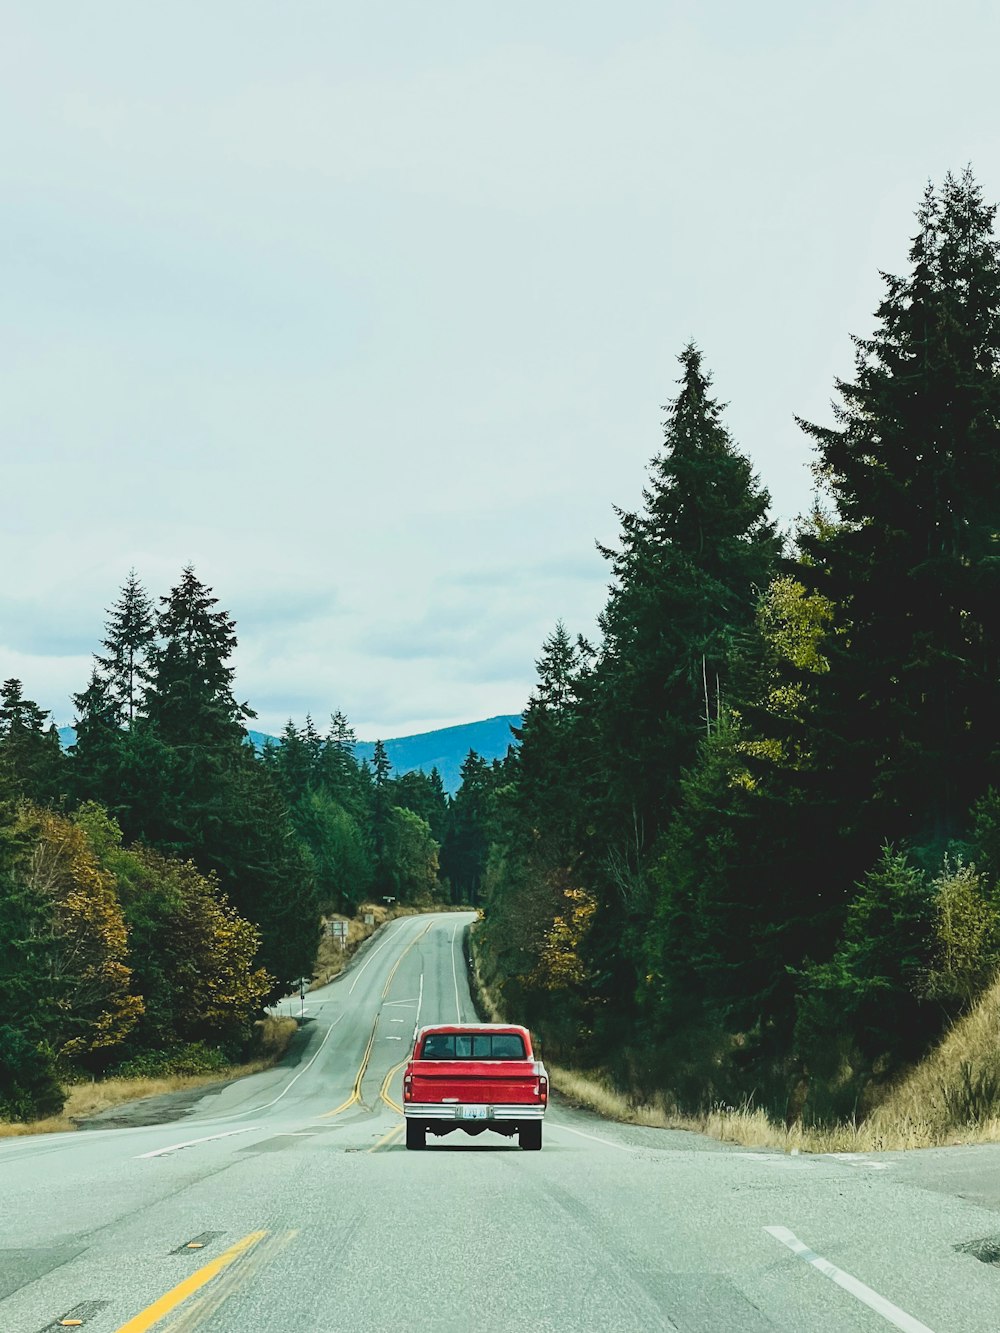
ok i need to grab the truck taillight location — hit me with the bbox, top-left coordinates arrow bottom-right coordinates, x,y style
403,1071 -> 414,1101
538,1076 -> 548,1104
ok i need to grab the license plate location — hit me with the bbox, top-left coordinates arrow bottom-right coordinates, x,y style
460,1105 -> 489,1120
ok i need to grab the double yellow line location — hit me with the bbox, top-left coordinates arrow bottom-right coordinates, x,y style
323,921 -> 431,1118
115,1230 -> 269,1332
380,920 -> 432,1000
321,1013 -> 379,1117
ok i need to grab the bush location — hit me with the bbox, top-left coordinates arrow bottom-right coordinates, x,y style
109,1042 -> 231,1080
0,1025 -> 65,1121
923,859 -> 1000,1009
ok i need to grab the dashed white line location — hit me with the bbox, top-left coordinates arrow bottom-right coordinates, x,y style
136,1127 -> 260,1159
451,920 -> 462,1021
765,1226 -> 936,1333
413,971 -> 424,1043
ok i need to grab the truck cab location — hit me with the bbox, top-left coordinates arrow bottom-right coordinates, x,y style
402,1023 -> 548,1151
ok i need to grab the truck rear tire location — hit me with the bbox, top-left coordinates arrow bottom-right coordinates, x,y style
519,1122 -> 542,1151
406,1120 -> 425,1150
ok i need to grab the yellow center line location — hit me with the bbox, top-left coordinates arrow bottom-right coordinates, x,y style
379,1055 -> 409,1114
321,920 -> 431,1118
320,1011 -> 379,1117
380,921 -> 432,999
368,1122 -> 404,1154
114,1230 -> 267,1333
322,1091 -> 359,1118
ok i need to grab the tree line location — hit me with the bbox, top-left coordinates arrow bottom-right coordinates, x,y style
0,570 -> 478,1119
470,168 -> 1000,1123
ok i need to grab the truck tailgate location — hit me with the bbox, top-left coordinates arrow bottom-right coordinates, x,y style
411,1061 -> 541,1104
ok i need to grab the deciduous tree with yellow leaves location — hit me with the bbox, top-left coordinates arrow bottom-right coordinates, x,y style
19,806 -> 143,1063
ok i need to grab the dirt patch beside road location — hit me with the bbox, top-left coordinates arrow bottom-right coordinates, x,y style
74,1016 -> 310,1131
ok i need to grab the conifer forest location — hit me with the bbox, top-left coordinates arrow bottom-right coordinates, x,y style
4,168 -> 1000,1126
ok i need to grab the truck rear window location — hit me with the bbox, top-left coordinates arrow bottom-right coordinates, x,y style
420,1033 -> 526,1060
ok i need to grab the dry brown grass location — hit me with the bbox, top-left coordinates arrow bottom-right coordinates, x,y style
0,1016 -> 299,1140
859,973 -> 1000,1149
253,1015 -> 298,1059
549,1048 -> 1000,1154
468,929 -> 1000,1153
310,902 -> 417,987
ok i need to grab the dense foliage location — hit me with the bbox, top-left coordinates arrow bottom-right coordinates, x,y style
0,569 -> 457,1119
474,169 -> 1000,1123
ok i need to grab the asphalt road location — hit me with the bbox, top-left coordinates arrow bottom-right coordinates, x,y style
4,912 -> 1000,1332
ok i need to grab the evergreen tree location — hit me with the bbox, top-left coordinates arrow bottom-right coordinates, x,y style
798,169 -> 1000,851
514,622 -> 587,840
383,806 -> 441,904
440,752 -> 494,903
390,769 -> 448,842
145,566 -> 253,748
198,753 -> 320,995
371,740 -> 393,895
592,344 -> 781,847
294,788 -> 371,914
795,847 -> 935,1088
0,679 -> 64,805
317,711 -> 367,820
69,669 -> 123,808
271,719 -> 314,805
96,570 -> 155,724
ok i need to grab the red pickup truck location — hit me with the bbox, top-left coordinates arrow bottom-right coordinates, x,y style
402,1023 -> 548,1151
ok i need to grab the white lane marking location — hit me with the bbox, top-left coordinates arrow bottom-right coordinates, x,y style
451,920 -> 462,1021
826,1153 -> 890,1171
225,1011 -> 346,1119
734,1152 -> 815,1171
546,1122 -> 634,1152
764,1227 -> 936,1333
136,1127 -> 260,1159
389,1018 -> 406,1023
413,971 -> 424,1043
349,920 -> 411,993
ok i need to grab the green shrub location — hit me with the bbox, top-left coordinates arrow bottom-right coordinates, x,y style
110,1042 -> 231,1080
0,1026 -> 65,1121
923,859 -> 1000,1009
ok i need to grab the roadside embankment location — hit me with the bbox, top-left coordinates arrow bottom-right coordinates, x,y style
310,902 -> 417,989
0,1016 -> 298,1140
311,900 -> 471,990
467,925 -> 1000,1153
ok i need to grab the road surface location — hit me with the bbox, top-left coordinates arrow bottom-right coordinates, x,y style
2,911 -> 1000,1331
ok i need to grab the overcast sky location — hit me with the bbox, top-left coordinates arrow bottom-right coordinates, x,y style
2,2 -> 997,738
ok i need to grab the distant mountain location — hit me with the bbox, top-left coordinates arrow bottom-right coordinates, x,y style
57,715 -> 521,795
354,715 -> 521,793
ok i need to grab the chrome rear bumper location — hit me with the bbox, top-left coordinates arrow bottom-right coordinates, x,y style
404,1102 -> 545,1121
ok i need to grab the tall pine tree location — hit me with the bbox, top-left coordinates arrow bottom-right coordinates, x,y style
799,168 -> 1000,852
145,566 -> 253,748
97,570 -> 155,724
592,344 -> 781,850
